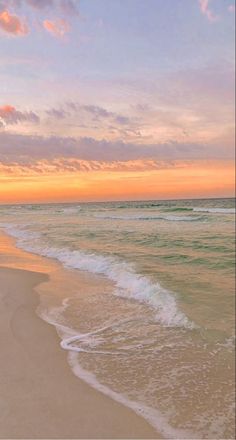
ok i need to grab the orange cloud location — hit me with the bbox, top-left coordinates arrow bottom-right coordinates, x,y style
0,105 -> 39,126
43,18 -> 70,38
0,158 -> 191,176
0,104 -> 15,115
0,161 -> 234,204
0,10 -> 28,36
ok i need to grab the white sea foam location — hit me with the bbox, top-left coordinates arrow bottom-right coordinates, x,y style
95,214 -> 202,222
66,350 -> 196,439
38,309 -> 197,438
193,207 -> 235,214
216,335 -> 235,351
0,224 -> 41,241
61,334 -> 122,355
2,224 -> 194,329
60,319 -> 153,355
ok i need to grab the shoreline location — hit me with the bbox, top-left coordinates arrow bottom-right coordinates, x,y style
0,231 -> 160,439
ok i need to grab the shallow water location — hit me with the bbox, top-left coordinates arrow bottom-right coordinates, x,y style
0,198 -> 235,439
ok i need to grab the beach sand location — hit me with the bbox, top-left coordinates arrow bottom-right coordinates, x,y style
0,232 -> 160,439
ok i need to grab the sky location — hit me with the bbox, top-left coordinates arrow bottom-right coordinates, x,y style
0,0 -> 235,203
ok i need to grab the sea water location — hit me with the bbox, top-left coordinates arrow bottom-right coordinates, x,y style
0,198 -> 235,439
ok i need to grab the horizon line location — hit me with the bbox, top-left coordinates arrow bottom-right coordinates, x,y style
0,195 -> 235,207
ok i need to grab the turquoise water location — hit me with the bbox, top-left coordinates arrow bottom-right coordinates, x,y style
0,198 -> 235,438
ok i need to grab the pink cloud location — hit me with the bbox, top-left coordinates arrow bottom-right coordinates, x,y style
228,4 -> 235,13
43,18 -> 70,38
198,0 -> 219,22
0,9 -> 28,35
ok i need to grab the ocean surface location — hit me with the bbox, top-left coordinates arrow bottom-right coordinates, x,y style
0,198 -> 235,439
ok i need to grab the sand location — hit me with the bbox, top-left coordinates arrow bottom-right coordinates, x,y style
0,232 -> 160,439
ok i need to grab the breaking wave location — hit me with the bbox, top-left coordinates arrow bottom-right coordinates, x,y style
95,214 -> 203,222
2,224 -> 194,330
193,207 -> 235,214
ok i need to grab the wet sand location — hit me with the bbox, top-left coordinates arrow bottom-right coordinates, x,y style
0,231 -> 160,439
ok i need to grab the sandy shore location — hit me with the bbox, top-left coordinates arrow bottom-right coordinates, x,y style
0,232 -> 160,439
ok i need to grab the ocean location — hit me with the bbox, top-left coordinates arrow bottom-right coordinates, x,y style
0,197 -> 235,439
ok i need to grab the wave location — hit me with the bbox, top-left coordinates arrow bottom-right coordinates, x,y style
23,205 -> 43,210
95,214 -> 203,222
2,224 -> 194,329
37,308 -> 196,439
193,207 -> 235,214
163,207 -> 194,212
58,206 -> 81,214
115,202 -> 163,209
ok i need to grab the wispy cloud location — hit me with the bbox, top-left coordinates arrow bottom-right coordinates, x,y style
1,0 -> 79,14
0,105 -> 39,126
0,9 -> 28,35
43,18 -> 70,38
58,0 -> 79,16
24,0 -> 54,9
46,107 -> 69,119
0,158 -> 187,176
198,0 -> 219,22
26,0 -> 79,15
47,102 -> 132,126
80,104 -> 131,125
228,4 -> 235,13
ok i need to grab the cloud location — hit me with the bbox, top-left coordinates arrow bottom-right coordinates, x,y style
46,107 -> 69,119
47,102 -> 132,126
82,104 -> 113,119
0,158 -> 187,176
228,4 -> 235,13
0,0 -> 78,38
82,104 -> 131,125
25,0 -> 79,14
59,0 -> 79,16
43,18 -> 70,38
25,0 -> 54,9
198,0 -> 219,22
0,132 -> 233,170
1,0 -> 78,12
0,9 -> 28,35
118,63 -> 234,143
0,105 -> 39,125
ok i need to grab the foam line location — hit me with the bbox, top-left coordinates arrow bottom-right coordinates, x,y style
193,207 -> 235,214
95,214 -> 203,221
2,224 -> 195,329
67,351 -> 197,439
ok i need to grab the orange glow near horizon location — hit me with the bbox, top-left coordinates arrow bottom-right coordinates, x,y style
0,161 -> 234,204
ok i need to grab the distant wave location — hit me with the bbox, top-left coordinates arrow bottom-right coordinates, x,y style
163,207 -> 193,212
21,204 -> 44,211
193,207 -> 235,214
57,206 -> 81,214
2,224 -> 195,330
95,214 -> 203,222
115,203 -> 163,209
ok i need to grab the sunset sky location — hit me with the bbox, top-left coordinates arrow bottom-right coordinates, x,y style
0,0 -> 235,203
